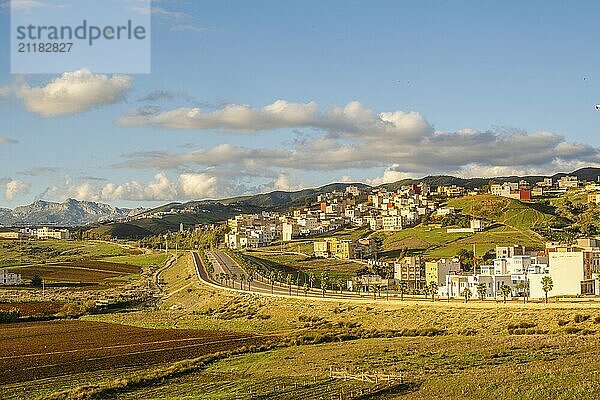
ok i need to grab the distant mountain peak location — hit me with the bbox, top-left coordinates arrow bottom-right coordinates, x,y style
0,199 -> 145,227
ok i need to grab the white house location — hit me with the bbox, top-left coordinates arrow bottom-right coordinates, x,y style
0,269 -> 22,285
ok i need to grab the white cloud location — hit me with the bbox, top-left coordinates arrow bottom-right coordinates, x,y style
5,179 -> 30,201
1,0 -> 46,11
16,69 -> 131,116
118,100 -> 321,131
178,173 -> 218,199
42,172 -> 219,202
0,136 -> 18,144
366,166 -> 417,186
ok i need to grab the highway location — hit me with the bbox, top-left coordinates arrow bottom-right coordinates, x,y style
191,251 -> 397,301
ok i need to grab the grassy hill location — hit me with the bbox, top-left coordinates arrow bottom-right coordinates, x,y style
446,194 -> 569,231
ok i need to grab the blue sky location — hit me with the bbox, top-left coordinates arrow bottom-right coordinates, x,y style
1,0 -> 600,208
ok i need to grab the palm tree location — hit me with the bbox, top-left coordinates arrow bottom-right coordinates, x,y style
429,282 -> 438,302
462,287 -> 472,303
308,272 -> 315,290
541,276 -> 553,304
320,271 -> 329,298
337,278 -> 345,294
476,282 -> 487,301
370,284 -> 378,300
269,271 -> 276,294
499,284 -> 511,304
399,280 -> 408,301
247,273 -> 254,291
286,273 -> 293,295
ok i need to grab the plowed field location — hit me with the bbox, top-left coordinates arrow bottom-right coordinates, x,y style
0,320 -> 264,385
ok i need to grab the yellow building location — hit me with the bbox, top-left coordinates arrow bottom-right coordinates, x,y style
313,238 -> 355,259
425,258 -> 461,286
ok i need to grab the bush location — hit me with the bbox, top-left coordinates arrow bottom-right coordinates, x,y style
507,321 -> 536,330
557,319 -> 569,326
564,327 -> 582,334
594,316 -> 600,324
0,309 -> 21,323
574,314 -> 590,323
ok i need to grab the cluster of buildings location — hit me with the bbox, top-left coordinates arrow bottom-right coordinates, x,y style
490,176 -> 593,200
0,227 -> 70,240
352,239 -> 600,300
0,269 -> 22,286
224,184 -> 468,251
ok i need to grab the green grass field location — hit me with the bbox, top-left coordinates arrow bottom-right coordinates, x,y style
74,253 -> 600,399
0,240 -> 133,267
447,194 -> 569,231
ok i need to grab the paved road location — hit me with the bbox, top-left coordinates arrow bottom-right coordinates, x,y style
192,251 -> 390,301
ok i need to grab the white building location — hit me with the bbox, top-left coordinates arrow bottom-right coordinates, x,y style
0,269 -> 22,285
36,227 -> 70,240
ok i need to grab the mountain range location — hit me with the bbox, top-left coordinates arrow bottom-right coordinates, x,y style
0,199 -> 145,227
2,168 -> 599,232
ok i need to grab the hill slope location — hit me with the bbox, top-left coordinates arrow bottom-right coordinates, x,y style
446,194 -> 570,231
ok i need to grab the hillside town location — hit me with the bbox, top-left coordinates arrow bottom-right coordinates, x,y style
220,175 -> 600,300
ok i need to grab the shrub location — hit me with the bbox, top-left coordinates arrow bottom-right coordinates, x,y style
574,314 -> 590,323
0,309 -> 21,323
564,327 -> 582,334
557,319 -> 569,326
594,316 -> 600,324
507,322 -> 536,330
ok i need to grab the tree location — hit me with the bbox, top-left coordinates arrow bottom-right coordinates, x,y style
30,275 -> 42,287
303,281 -> 309,297
277,271 -> 284,287
541,276 -> 554,304
286,273 -> 293,295
231,273 -> 237,289
399,280 -> 408,301
320,271 -> 329,298
247,273 -> 254,291
499,284 -> 511,304
457,249 -> 474,272
308,272 -> 315,290
462,287 -> 472,303
423,284 -> 430,300
337,278 -> 345,294
269,271 -> 276,294
240,273 -> 246,290
476,283 -> 487,301
429,282 -> 438,302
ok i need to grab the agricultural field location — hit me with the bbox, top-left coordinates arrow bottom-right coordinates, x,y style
115,333 -> 600,400
80,253 -> 600,399
0,240 -> 133,267
0,301 -> 65,316
0,320 -> 266,398
0,240 -> 167,286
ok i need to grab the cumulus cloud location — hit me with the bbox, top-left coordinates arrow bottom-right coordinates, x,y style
4,179 -> 30,201
16,69 -> 131,116
118,100 -> 321,131
42,172 -> 219,202
112,98 -> 600,191
117,99 -> 434,139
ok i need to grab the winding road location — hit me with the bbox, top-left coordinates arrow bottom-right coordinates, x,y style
191,251 -> 395,301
